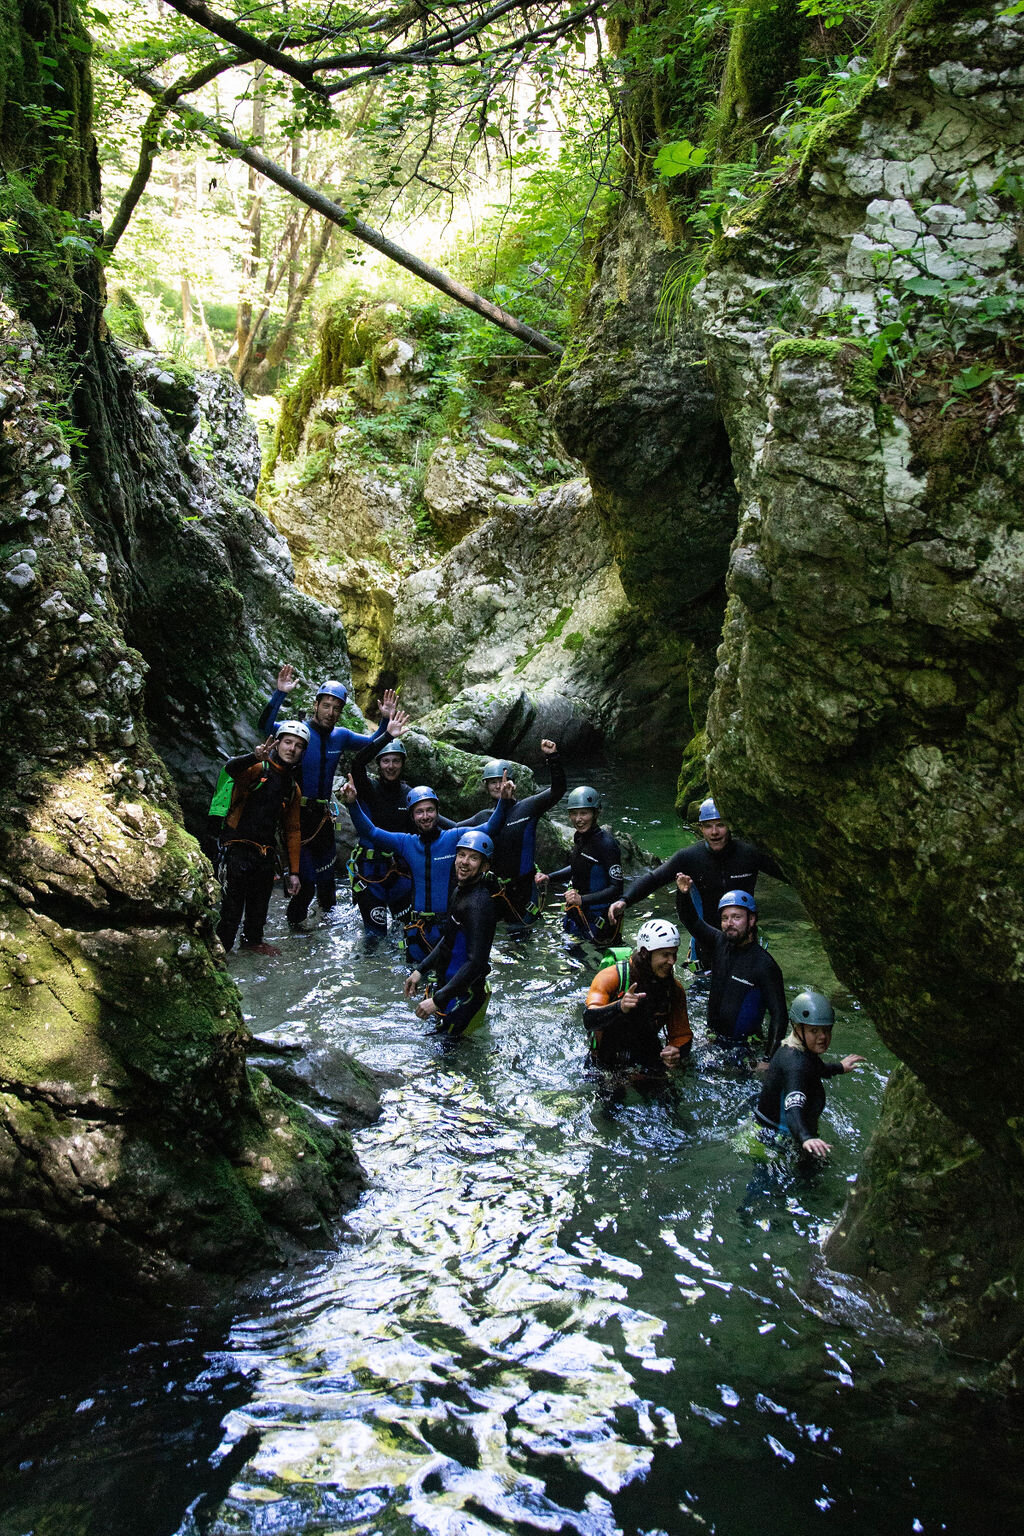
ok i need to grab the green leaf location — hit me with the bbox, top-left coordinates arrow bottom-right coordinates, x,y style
653,139 -> 709,179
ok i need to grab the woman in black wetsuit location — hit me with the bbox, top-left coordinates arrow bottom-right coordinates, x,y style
754,991 -> 865,1158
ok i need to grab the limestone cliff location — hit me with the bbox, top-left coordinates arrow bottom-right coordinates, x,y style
555,0 -> 1024,1371
0,0 -> 376,1303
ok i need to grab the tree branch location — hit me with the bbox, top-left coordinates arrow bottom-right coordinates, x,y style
107,61 -> 564,357
101,52 -> 247,251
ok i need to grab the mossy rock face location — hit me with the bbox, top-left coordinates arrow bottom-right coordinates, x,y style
688,0 -> 1024,1364
104,285 -> 151,348
0,287 -> 372,1300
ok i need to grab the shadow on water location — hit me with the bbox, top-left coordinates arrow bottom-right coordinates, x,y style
1,762 -> 1020,1535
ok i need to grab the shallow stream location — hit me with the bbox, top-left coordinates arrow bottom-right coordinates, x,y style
0,763 -> 1018,1535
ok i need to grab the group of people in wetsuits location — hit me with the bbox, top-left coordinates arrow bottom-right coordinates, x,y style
213,666 -> 865,1161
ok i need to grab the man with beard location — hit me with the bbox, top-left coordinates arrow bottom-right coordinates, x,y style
675,875 -> 787,1065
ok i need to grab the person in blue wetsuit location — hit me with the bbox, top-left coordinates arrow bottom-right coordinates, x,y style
260,663 -> 397,926
457,740 -> 566,927
675,876 -> 787,1066
608,797 -> 785,970
403,829 -> 501,1039
754,991 -> 865,1158
347,717 -> 414,937
341,772 -> 513,965
536,786 -> 623,949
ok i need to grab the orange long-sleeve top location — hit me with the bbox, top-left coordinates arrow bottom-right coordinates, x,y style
584,959 -> 692,1060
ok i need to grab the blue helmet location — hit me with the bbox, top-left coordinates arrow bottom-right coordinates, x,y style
456,829 -> 493,859
567,786 -> 601,811
316,679 -> 348,704
698,797 -> 722,823
406,785 -> 439,808
482,758 -> 512,782
377,738 -> 407,759
718,889 -> 756,914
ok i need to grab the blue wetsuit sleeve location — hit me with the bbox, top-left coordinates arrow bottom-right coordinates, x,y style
337,719 -> 389,753
258,690 -> 287,734
349,798 -> 404,854
482,796 -> 509,839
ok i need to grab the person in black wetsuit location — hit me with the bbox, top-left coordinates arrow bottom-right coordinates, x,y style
536,786 -> 623,949
458,740 -> 566,927
675,875 -> 787,1065
608,796 -> 785,969
216,720 -> 307,957
754,991 -> 865,1158
348,713 -> 413,937
403,829 -> 500,1038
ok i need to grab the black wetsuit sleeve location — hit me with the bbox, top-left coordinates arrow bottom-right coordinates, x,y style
585,830 -> 624,908
516,754 -> 567,819
622,847 -> 689,907
675,888 -> 721,948
756,847 -> 787,882
545,864 -> 572,886
433,888 -> 497,1008
451,808 -> 490,829
774,1053 -> 817,1144
763,955 -> 789,1057
224,751 -> 259,778
351,740 -> 378,804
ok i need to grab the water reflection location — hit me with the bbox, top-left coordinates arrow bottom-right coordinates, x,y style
0,766 -> 1018,1536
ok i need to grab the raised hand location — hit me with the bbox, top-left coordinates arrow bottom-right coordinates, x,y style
540,739 -> 557,756
340,773 -> 358,805
378,686 -> 399,721
675,872 -> 694,895
277,663 -> 299,694
500,772 -> 516,799
620,982 -> 645,1012
387,706 -> 410,738
257,735 -> 277,758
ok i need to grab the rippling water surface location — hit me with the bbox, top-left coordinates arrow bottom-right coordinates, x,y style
0,764 -> 1018,1536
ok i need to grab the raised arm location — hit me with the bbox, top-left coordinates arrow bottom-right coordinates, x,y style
257,663 -> 299,734
340,775 -> 407,855
674,872 -> 721,946
517,741 -> 567,818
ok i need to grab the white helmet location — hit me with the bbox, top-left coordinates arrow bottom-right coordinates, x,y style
276,719 -> 311,746
636,918 -> 680,952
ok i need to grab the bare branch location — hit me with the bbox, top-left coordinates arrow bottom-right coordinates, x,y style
107,60 -> 564,357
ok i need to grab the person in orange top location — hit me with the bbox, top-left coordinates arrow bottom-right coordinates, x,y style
584,919 -> 692,1075
216,720 -> 307,957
